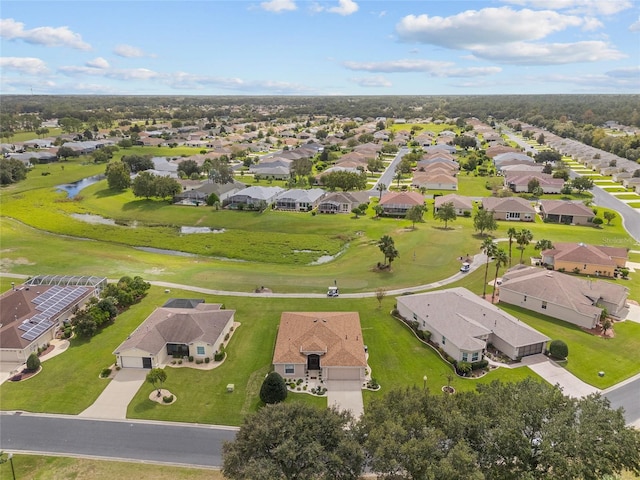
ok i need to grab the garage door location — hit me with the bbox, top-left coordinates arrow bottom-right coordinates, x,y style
327,368 -> 361,381
120,356 -> 143,368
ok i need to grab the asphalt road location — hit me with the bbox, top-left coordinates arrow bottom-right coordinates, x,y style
604,376 -> 640,428
371,146 -> 409,193
0,412 -> 238,468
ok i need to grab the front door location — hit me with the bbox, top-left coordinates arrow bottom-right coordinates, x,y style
142,357 -> 152,369
307,354 -> 320,370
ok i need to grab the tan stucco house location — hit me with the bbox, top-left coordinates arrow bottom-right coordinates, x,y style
114,300 -> 234,368
379,191 -> 425,216
539,200 -> 594,225
542,242 -> 628,277
434,194 -> 473,216
482,197 -> 535,221
499,266 -> 629,329
272,312 -> 367,382
397,288 -> 549,362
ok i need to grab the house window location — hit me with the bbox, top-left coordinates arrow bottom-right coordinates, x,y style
524,295 -> 527,302
196,346 -> 205,356
442,336 -> 446,345
462,353 -> 468,362
285,364 -> 294,374
472,352 -> 479,362
542,301 -> 547,309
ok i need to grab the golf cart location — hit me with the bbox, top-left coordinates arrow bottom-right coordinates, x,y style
327,286 -> 339,297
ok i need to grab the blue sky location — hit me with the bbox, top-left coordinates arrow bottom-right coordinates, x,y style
1,0 -> 639,95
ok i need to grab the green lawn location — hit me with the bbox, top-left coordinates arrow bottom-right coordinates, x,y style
499,304 -> 640,389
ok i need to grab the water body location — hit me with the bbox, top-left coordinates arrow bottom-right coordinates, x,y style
180,227 -> 226,234
57,174 -> 105,198
308,244 -> 348,265
71,213 -> 116,226
134,246 -> 197,257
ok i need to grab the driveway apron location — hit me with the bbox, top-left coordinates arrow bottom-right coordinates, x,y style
79,368 -> 147,419
326,380 -> 364,419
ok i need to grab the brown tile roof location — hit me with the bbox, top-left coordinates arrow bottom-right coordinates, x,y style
434,194 -> 473,210
482,196 -> 535,213
379,191 -> 425,206
486,145 -> 520,158
543,243 -> 628,267
273,312 -> 366,367
540,200 -> 594,217
114,303 -> 234,355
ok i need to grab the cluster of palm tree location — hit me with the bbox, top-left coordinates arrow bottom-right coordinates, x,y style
506,227 -> 535,267
377,235 -> 399,267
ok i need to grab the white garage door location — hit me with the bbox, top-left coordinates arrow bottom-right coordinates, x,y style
327,368 -> 361,381
120,356 -> 143,368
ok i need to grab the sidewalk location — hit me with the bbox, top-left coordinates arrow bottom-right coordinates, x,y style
79,368 -> 147,419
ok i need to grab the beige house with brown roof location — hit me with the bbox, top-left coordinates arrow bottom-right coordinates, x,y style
539,200 -> 594,225
482,197 -> 535,221
273,312 -> 367,382
379,191 -> 425,216
434,194 -> 473,215
499,266 -> 629,329
542,242 -> 628,278
113,301 -> 234,368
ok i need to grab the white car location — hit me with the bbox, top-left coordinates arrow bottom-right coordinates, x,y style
327,286 -> 339,297
460,262 -> 470,273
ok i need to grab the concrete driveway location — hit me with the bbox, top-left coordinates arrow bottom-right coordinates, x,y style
326,380 -> 364,419
79,368 -> 147,419
0,362 -> 23,385
525,357 -> 600,398
626,303 -> 640,323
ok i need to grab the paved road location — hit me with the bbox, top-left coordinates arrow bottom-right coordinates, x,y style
370,147 -> 409,192
0,412 -> 238,468
603,375 -> 640,428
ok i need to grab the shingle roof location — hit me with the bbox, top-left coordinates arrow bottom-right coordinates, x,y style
482,196 -> 535,213
543,243 -> 628,268
397,288 -> 549,349
540,200 -> 594,217
379,191 -> 424,206
434,194 -> 473,210
273,312 -> 367,367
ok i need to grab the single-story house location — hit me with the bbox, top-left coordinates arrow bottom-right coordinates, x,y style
434,194 -> 473,216
622,177 -> 640,191
194,179 -> 247,202
493,152 -> 535,169
275,189 -> 326,211
397,288 -> 550,362
379,191 -> 425,216
272,312 -> 367,382
505,173 -> 565,194
227,186 -> 284,208
499,266 -> 629,329
0,275 -> 105,363
612,171 -> 632,182
539,200 -> 594,225
113,301 -> 235,368
317,191 -> 370,214
482,197 -> 535,221
412,172 -> 458,191
541,242 -> 628,277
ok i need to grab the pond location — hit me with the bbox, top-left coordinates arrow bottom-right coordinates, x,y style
56,174 -> 105,198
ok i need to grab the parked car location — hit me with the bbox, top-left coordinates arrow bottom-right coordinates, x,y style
460,262 -> 470,273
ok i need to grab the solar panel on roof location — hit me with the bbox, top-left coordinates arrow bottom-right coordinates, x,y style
18,322 -> 31,331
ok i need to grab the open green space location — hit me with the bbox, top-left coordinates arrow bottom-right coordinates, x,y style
626,202 -> 640,208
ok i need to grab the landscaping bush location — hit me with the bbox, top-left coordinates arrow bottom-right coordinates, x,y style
224,333 -> 230,341
196,359 -> 203,364
367,378 -> 380,389
177,360 -> 182,365
100,368 -> 112,378
214,345 -> 225,361
204,357 -> 210,363
456,361 -> 472,376
471,360 -> 489,370
620,268 -> 629,279
163,395 -> 174,403
592,217 -> 603,226
188,356 -> 194,362
259,372 -> 288,404
26,352 -> 41,372
549,339 -> 569,360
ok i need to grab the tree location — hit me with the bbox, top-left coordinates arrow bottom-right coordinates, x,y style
527,177 -> 540,194
146,368 -> 167,397
72,311 -> 97,338
131,171 -> 156,199
535,239 -> 553,252
601,316 -> 613,335
405,204 -> 426,229
375,287 -> 386,309
154,175 -> 181,200
491,248 -> 508,304
481,238 -> 497,299
516,228 -> 533,264
56,146 -> 78,160
473,208 -> 497,236
549,339 -> 568,359
535,150 -> 561,164
259,371 -> 288,404
603,211 -> 617,225
376,182 -> 386,200
378,235 -> 398,267
223,402 -> 363,480
542,163 -> 553,174
0,158 -> 28,185
571,176 -> 594,193
373,203 -> 384,218
26,352 -> 41,372
291,157 -> 312,178
209,158 -> 235,184
536,132 -> 545,145
105,161 -> 131,190
434,202 -> 456,229
178,159 -> 201,177
121,154 -> 153,173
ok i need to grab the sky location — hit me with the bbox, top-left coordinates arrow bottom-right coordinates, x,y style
1,0 -> 639,96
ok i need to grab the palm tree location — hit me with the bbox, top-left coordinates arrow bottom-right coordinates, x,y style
506,227 -> 517,267
535,239 -> 553,252
491,248 -> 508,304
516,229 -> 534,264
376,182 -> 387,200
378,235 -> 395,266
481,238 -> 497,299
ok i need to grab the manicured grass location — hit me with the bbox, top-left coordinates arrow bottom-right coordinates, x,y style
0,454 -> 224,480
626,202 -> 640,208
498,304 -> 640,389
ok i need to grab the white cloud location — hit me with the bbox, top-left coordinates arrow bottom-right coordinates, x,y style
86,57 -> 110,69
396,7 -> 584,48
350,76 -> 392,87
0,57 -> 48,75
501,0 -> 632,16
328,0 -> 359,16
59,65 -> 160,81
260,0 -> 297,12
472,40 -> 625,65
605,66 -> 640,78
630,17 -> 640,32
0,18 -> 91,50
113,44 -> 151,58
581,16 -> 603,31
343,59 -> 452,73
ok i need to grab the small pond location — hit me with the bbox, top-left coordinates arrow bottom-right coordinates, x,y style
57,174 -> 105,198
180,227 -> 226,234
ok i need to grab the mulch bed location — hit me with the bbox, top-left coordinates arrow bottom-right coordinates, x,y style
10,366 -> 41,382
38,345 -> 55,357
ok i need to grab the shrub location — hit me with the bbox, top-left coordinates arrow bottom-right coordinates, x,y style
100,368 -> 112,378
163,395 -> 174,403
367,378 -> 380,389
196,359 -> 203,364
26,352 -> 41,372
471,360 -> 489,370
572,267 -> 581,274
204,357 -> 210,363
296,378 -> 303,385
456,361 -> 472,375
549,339 -> 569,360
620,268 -> 629,279
115,365 -> 121,371
214,345 -> 225,361
177,360 -> 182,365
188,356 -> 194,362
224,333 -> 230,341
260,372 -> 288,404
592,217 -> 603,226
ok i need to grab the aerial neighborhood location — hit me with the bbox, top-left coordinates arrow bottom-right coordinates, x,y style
1,94 -> 640,478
